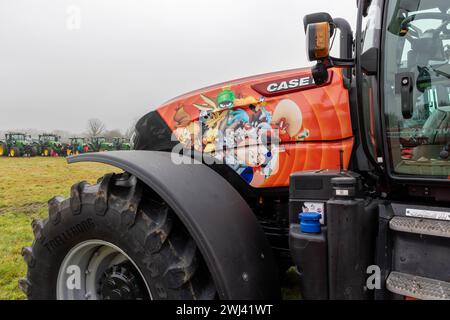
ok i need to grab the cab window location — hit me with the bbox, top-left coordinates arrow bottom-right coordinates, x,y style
384,0 -> 450,177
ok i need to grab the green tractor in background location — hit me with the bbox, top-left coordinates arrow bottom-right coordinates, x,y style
4,132 -> 38,157
39,134 -> 65,157
64,137 -> 89,156
89,136 -> 114,152
0,137 -> 6,156
112,137 -> 131,150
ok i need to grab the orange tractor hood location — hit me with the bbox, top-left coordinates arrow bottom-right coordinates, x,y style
157,67 -> 353,142
155,67 -> 354,188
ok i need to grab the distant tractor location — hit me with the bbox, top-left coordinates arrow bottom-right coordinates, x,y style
89,136 -> 114,152
65,137 -> 89,156
0,138 -> 6,156
112,137 -> 131,150
39,134 -> 64,157
5,132 -> 38,157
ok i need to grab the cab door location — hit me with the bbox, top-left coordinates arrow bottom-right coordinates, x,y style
383,0 -> 450,178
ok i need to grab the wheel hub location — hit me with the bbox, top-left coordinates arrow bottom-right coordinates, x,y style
99,262 -> 149,300
56,240 -> 152,300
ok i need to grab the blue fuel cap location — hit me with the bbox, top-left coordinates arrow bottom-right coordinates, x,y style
299,212 -> 322,233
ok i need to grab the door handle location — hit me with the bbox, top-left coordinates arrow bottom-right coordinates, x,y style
395,72 -> 414,119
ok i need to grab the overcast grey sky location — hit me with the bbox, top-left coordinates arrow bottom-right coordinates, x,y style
0,0 -> 356,133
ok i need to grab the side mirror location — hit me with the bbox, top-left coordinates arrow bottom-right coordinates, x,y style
303,12 -> 334,34
304,13 -> 355,85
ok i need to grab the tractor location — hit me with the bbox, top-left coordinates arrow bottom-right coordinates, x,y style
39,134 -> 64,157
89,136 -> 114,152
20,0 -> 450,300
5,132 -> 38,157
64,137 -> 89,156
112,137 -> 131,150
0,137 -> 6,156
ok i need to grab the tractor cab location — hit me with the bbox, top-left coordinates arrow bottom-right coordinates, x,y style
112,137 -> 131,150
289,0 -> 450,299
39,134 -> 60,143
70,137 -> 86,145
91,136 -> 106,144
6,133 -> 26,143
306,0 -> 450,197
90,136 -> 113,152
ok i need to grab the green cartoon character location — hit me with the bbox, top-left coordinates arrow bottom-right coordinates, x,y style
217,89 -> 236,109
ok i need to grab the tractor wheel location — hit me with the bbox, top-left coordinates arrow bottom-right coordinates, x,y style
0,143 -> 6,156
42,148 -> 50,157
30,146 -> 38,157
19,173 -> 216,300
66,149 -> 72,157
9,147 -> 20,157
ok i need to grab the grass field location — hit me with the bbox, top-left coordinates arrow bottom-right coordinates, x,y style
0,157 -> 120,300
0,157 -> 301,300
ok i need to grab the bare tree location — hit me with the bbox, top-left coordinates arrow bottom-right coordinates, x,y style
87,118 -> 105,138
125,119 -> 137,139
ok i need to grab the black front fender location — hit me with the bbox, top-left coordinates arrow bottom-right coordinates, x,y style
68,151 -> 280,300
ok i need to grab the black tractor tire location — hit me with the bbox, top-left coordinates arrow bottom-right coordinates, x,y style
9,147 -> 20,157
19,172 -> 216,300
30,146 -> 38,157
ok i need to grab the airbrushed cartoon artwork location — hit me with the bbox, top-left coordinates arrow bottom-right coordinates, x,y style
158,67 -> 354,188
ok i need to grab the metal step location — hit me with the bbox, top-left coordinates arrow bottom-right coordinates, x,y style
386,272 -> 450,300
389,216 -> 450,238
